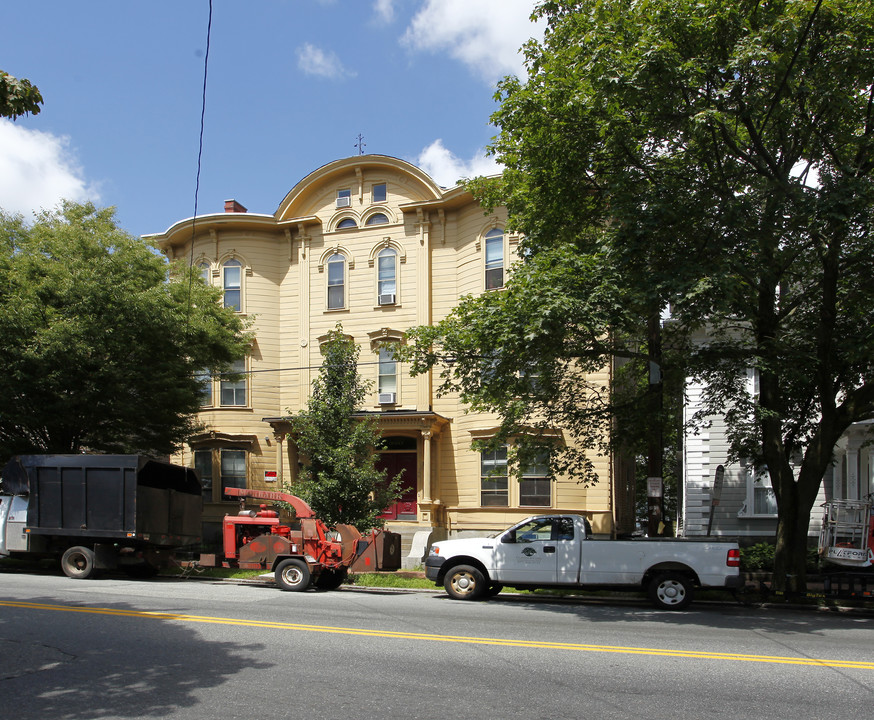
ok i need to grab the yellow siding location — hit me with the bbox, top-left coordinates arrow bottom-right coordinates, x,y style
152,156 -> 619,539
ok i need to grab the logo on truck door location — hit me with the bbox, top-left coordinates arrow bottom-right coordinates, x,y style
522,547 -> 537,557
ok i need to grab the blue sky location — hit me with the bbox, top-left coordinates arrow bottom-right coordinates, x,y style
1,1 -> 543,238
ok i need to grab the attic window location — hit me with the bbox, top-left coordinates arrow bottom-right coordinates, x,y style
366,213 -> 389,226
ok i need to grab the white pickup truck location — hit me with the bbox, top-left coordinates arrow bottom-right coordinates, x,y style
425,514 -> 741,609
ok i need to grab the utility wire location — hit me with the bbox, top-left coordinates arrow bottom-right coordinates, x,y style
185,0 -> 213,336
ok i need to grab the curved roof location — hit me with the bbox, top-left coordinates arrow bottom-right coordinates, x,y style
274,155 -> 445,222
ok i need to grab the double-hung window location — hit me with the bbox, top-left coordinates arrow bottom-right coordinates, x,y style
195,368 -> 212,406
327,253 -> 346,310
194,450 -> 213,503
220,358 -> 247,407
220,449 -> 247,501
481,446 -> 509,506
378,345 -> 398,401
484,228 -> 504,290
520,452 -> 551,506
372,183 -> 387,203
222,259 -> 242,311
377,248 -> 397,304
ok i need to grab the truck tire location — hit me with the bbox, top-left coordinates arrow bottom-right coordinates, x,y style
61,546 -> 98,579
648,571 -> 694,610
275,558 -> 311,592
315,568 -> 348,590
444,564 -> 486,600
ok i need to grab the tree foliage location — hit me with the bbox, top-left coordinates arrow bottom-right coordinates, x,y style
0,202 -> 250,457
407,0 -> 874,590
286,326 -> 401,529
0,70 -> 43,119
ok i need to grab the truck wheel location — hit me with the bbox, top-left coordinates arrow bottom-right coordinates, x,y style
648,572 -> 694,610
275,558 -> 311,592
444,564 -> 486,600
315,568 -> 348,590
61,546 -> 97,579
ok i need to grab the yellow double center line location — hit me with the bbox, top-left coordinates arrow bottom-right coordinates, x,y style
3,600 -> 872,670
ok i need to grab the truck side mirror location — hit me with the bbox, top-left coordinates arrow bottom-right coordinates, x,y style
501,531 -> 516,544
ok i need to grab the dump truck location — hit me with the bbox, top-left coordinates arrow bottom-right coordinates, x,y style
0,454 -> 202,578
198,486 -> 401,591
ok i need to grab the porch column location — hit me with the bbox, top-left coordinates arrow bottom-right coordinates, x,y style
421,430 -> 433,503
847,447 -> 860,500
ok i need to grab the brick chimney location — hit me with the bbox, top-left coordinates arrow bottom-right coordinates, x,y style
224,199 -> 247,213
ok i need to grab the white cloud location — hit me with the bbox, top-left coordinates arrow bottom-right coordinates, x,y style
373,0 -> 395,24
296,43 -> 355,80
0,120 -> 99,218
402,0 -> 544,84
416,139 -> 501,187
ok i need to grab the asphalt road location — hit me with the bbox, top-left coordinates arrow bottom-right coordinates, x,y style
1,572 -> 872,720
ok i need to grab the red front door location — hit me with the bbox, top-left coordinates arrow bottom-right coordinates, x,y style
377,452 -> 417,520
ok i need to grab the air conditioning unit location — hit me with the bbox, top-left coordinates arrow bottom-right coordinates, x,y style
378,293 -> 396,306
378,393 -> 397,405
336,196 -> 351,208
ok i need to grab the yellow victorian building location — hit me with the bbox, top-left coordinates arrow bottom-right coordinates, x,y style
147,156 -> 632,561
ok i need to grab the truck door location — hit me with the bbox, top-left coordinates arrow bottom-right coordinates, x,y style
494,517 -> 560,584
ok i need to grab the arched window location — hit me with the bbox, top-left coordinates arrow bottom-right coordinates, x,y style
198,261 -> 211,284
366,213 -> 389,226
326,253 -> 346,310
222,259 -> 242,311
484,228 -> 504,290
337,218 -> 357,229
377,247 -> 397,305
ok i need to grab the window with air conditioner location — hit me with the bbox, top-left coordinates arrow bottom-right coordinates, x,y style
336,189 -> 351,208
378,345 -> 397,404
377,247 -> 397,305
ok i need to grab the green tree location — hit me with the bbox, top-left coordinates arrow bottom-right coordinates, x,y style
408,0 -> 874,592
286,326 -> 401,529
0,202 -> 250,457
1,70 -> 43,119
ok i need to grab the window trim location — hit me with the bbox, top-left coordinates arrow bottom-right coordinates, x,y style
483,227 -> 505,290
738,464 -> 778,518
326,252 -> 347,310
219,357 -> 248,408
377,344 -> 399,404
221,258 -> 243,312
376,247 -> 398,305
520,451 -> 552,507
193,447 -> 249,504
480,446 -> 509,507
371,183 -> 387,204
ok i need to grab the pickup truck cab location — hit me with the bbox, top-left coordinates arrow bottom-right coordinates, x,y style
425,514 -> 741,609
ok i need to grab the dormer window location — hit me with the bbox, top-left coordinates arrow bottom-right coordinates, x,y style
336,189 -> 352,208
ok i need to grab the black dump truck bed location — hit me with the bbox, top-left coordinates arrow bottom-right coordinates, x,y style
0,454 -> 202,546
